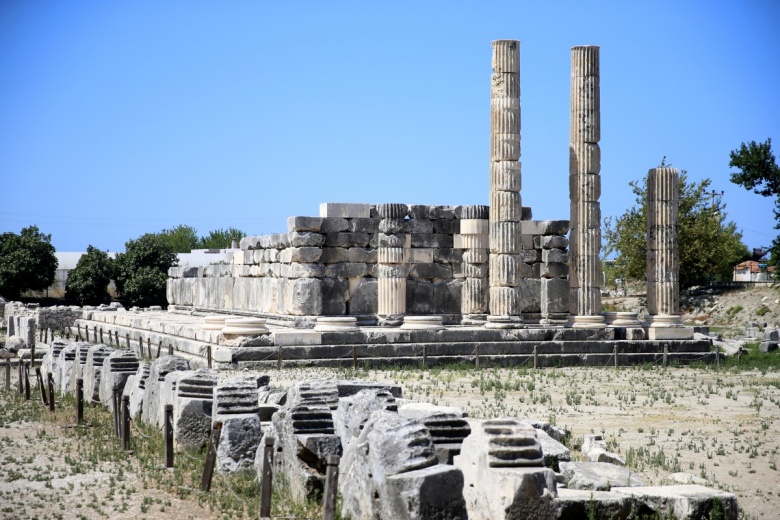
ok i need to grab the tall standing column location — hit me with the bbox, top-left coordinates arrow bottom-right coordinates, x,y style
645,167 -> 692,339
487,40 -> 523,329
377,203 -> 408,326
569,45 -> 605,328
460,205 -> 490,324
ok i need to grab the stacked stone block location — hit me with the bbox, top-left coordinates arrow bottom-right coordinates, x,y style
376,203 -> 408,325
488,40 -> 523,328
569,45 -> 605,327
459,205 -> 490,323
519,220 -> 571,323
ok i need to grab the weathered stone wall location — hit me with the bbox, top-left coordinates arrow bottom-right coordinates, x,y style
167,203 -> 569,322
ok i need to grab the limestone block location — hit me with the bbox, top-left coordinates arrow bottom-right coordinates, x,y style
285,278 -> 322,316
410,233 -> 453,249
347,247 -> 376,263
83,345 -> 112,403
319,247 -> 349,264
287,247 -> 323,263
541,278 -> 569,315
348,218 -> 380,233
434,280 -> 461,315
454,418 -> 558,520
57,344 -> 78,393
554,489 -> 634,519
490,222 -> 521,254
401,218 -> 433,234
491,72 -> 521,100
490,132 -> 521,162
97,350 -> 139,410
405,280 -> 434,315
321,277 -> 349,305
340,411 -> 466,520
521,220 -> 570,236
540,235 -> 569,249
325,232 -> 370,248
568,228 -> 601,256
559,461 -> 644,491
410,263 -> 452,280
434,218 -> 459,234
273,330 -> 322,346
217,413 -> 263,473
462,278 -> 489,315
490,191 -> 523,222
490,254 -> 522,286
535,429 -> 570,470
287,216 -> 324,232
542,248 -> 569,264
320,203 -> 371,219
610,485 -> 738,520
376,203 -> 409,219
587,448 -> 626,466
569,172 -> 602,203
490,161 -> 522,193
569,254 -> 602,289
325,262 -> 367,279
317,217 -> 348,233
568,142 -> 601,175
288,231 -> 325,248
348,278 -> 377,315
491,97 -> 521,134
126,363 -> 150,419
492,39 -> 519,73
141,355 -> 189,426
463,249 -> 489,264
519,278 -> 541,313
489,287 -> 520,317
540,262 -> 568,279
333,389 -> 398,448
405,247 -> 434,264
214,376 -> 261,417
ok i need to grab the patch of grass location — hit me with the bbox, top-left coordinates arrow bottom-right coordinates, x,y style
722,341 -> 780,371
755,305 -> 770,317
725,305 -> 744,321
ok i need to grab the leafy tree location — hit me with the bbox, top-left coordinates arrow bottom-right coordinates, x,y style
0,225 -> 58,299
197,227 -> 246,249
729,138 -> 780,266
65,245 -> 114,305
114,233 -> 177,307
604,166 -> 750,288
160,224 -> 199,253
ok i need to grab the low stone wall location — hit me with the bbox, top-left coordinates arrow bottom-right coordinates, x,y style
167,203 -> 570,325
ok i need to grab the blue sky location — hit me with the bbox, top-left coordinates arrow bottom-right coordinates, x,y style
1,1 -> 778,255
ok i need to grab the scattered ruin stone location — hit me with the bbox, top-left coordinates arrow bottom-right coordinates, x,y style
560,461 -> 644,491
173,368 -> 218,449
98,349 -> 140,412
398,402 -> 470,465
56,343 -> 78,392
83,344 -> 113,402
554,489 -> 635,519
5,335 -> 26,353
334,389 -> 398,448
587,448 -> 626,466
141,355 -> 190,426
535,428 -> 570,470
126,363 -> 150,419
610,485 -> 738,520
42,339 -> 69,376
340,411 -> 467,520
759,328 -> 779,352
454,417 -> 559,519
214,376 -> 261,418
217,413 -> 264,473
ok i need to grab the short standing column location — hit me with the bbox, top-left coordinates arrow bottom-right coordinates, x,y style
377,203 -> 408,326
645,167 -> 693,339
488,39 -> 523,329
569,45 -> 605,328
460,205 -> 490,324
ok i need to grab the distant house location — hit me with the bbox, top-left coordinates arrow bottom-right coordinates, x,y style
733,260 -> 776,282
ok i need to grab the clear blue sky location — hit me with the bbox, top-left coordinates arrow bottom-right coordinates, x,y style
1,1 -> 778,255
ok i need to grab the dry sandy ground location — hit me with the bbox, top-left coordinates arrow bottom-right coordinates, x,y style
2,364 -> 779,519
268,364 -> 780,519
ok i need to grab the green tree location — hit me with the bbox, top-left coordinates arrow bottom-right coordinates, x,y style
604,167 -> 750,288
65,245 -> 114,305
729,138 -> 780,266
114,233 -> 177,307
0,225 -> 58,299
160,224 -> 199,253
197,227 -> 246,249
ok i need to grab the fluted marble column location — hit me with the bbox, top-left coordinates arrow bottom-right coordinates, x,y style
460,205 -> 490,324
569,45 -> 605,328
487,40 -> 523,329
377,203 -> 408,326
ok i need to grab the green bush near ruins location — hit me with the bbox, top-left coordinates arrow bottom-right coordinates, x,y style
604,166 -> 750,288
114,233 -> 177,308
65,245 -> 115,305
197,227 -> 246,249
0,225 -> 57,300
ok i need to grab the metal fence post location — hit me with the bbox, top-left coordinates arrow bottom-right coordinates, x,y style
48,372 -> 55,412
76,378 -> 84,425
164,404 -> 174,468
